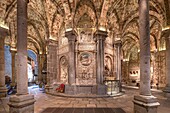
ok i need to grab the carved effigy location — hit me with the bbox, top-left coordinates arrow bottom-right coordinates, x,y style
104,56 -> 113,78
59,56 -> 68,83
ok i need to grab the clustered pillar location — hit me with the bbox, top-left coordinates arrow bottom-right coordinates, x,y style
94,30 -> 107,84
114,40 -> 122,81
94,30 -> 107,95
8,0 -> 35,113
133,0 -> 159,113
65,30 -> 77,85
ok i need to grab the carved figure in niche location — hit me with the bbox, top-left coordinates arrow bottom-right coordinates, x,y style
80,53 -> 92,66
60,56 -> 68,83
104,56 -> 112,77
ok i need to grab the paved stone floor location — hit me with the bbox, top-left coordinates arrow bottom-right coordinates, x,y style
0,86 -> 170,113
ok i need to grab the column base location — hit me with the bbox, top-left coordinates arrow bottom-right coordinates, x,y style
133,95 -> 160,113
0,86 -> 7,97
163,86 -> 170,99
8,94 -> 35,113
11,83 -> 17,87
97,84 -> 107,95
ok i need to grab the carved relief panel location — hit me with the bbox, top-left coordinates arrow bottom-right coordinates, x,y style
76,28 -> 96,85
76,52 -> 96,85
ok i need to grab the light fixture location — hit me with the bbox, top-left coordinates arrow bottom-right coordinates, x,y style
49,35 -> 56,40
65,28 -> 73,32
162,26 -> 170,31
0,20 -> 9,30
98,26 -> 106,31
10,47 -> 17,51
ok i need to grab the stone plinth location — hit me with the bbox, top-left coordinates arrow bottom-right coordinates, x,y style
64,84 -> 106,95
64,85 -> 77,95
133,95 -> 160,113
8,94 -> 35,113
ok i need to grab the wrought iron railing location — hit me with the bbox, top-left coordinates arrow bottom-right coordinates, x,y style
104,80 -> 121,95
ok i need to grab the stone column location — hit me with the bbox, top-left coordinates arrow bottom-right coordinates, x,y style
126,60 -> 130,84
45,39 -> 58,93
8,0 -> 35,113
65,30 -> 77,85
10,48 -> 17,87
38,54 -> 43,84
94,30 -> 107,95
163,29 -> 170,98
114,40 -> 122,92
133,0 -> 159,113
0,29 -> 8,97
46,39 -> 58,86
114,40 -> 122,81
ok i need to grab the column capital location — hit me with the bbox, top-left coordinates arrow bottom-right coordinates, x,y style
65,30 -> 77,42
0,27 -> 9,38
47,39 -> 58,46
114,40 -> 122,47
94,30 -> 107,41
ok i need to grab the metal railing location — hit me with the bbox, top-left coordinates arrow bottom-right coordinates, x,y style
104,80 -> 120,95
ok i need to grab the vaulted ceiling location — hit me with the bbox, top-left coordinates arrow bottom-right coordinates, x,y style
0,0 -> 169,59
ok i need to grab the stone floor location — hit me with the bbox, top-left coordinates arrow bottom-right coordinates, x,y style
0,85 -> 170,113
41,108 -> 126,113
